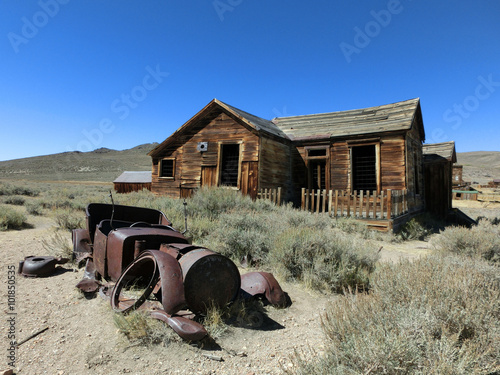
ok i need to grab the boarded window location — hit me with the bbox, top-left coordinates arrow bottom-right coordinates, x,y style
220,144 -> 240,187
352,145 -> 377,191
159,159 -> 175,178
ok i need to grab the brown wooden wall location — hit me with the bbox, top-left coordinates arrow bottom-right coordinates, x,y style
424,160 -> 452,218
259,137 -> 291,198
151,112 -> 260,198
114,183 -> 151,194
380,136 -> 406,190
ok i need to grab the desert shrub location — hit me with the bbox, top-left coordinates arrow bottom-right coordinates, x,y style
292,255 -> 500,374
0,182 -> 40,197
54,208 -> 85,230
2,195 -> 26,206
0,205 -> 27,230
113,311 -> 177,346
270,226 -> 378,293
187,186 -> 276,220
42,231 -> 73,259
25,200 -> 44,216
434,220 -> 500,263
397,217 -> 432,241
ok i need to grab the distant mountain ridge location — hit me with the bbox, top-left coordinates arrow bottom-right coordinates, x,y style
0,144 -> 498,184
0,143 -> 158,182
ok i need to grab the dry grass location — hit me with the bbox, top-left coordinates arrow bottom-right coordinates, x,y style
291,255 -> 500,374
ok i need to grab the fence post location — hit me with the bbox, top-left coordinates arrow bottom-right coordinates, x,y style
334,190 -> 339,218
328,190 -> 333,216
365,190 -> 371,219
380,190 -> 385,219
352,191 -> 357,218
277,187 -> 282,206
387,189 -> 392,220
301,188 -> 305,210
359,190 -> 364,218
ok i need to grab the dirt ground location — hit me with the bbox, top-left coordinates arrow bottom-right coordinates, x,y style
1,201 -> 494,375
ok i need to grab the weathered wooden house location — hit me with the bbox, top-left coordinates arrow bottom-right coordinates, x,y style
149,98 -> 428,230
422,141 -> 457,218
113,171 -> 152,194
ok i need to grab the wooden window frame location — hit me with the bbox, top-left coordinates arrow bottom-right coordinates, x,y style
348,141 -> 381,193
305,146 -> 330,190
217,142 -> 242,189
158,158 -> 176,179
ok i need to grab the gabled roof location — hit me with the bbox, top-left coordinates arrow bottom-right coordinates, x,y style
149,98 -> 425,158
149,99 -> 285,157
273,98 -> 424,141
423,141 -> 457,163
113,171 -> 152,183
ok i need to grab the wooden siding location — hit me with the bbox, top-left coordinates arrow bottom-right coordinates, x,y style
114,182 -> 151,194
380,136 -> 406,190
330,142 -> 350,190
424,160 -> 452,218
151,112 -> 260,197
259,137 -> 291,194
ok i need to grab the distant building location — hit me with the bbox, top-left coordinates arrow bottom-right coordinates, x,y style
113,171 -> 152,193
423,141 -> 457,218
452,165 -> 464,187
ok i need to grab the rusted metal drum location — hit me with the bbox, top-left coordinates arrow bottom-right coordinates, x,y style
178,249 -> 240,314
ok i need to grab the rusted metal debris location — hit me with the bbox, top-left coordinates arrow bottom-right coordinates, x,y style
18,256 -> 68,277
73,202 -> 290,341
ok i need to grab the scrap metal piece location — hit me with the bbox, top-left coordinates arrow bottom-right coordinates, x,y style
18,256 -> 69,277
240,272 -> 289,308
179,248 -> 241,314
150,309 -> 207,341
75,258 -> 101,293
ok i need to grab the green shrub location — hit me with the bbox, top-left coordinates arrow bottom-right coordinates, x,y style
270,226 -> 378,293
2,195 -> 26,206
0,182 -> 40,197
113,311 -> 177,346
435,220 -> 500,263
398,217 -> 432,241
25,200 -> 44,216
292,256 -> 500,374
54,208 -> 85,230
0,205 -> 27,230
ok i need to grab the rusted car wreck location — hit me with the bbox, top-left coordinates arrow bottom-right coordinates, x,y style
72,202 -> 288,341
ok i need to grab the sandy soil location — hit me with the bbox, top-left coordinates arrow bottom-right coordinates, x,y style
0,211 -> 453,375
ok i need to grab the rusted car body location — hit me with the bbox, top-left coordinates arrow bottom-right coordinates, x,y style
73,202 -> 288,341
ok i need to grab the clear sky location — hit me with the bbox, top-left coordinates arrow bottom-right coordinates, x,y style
1,1 -> 499,161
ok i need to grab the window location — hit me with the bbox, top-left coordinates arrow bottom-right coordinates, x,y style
352,145 -> 377,191
159,158 -> 175,178
307,147 -> 328,190
219,144 -> 240,187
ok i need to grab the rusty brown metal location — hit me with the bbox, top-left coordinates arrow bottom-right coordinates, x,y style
149,309 -> 207,341
18,256 -> 68,277
179,249 -> 241,314
240,272 -> 289,308
75,258 -> 101,293
111,250 -> 185,315
106,227 -> 189,281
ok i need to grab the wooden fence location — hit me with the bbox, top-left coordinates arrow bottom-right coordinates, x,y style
300,188 -> 409,220
256,187 -> 283,206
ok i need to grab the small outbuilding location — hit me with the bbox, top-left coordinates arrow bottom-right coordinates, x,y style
423,141 -> 457,218
113,171 -> 152,194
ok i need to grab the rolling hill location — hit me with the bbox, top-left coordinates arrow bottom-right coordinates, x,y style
0,143 -> 157,182
0,144 -> 499,185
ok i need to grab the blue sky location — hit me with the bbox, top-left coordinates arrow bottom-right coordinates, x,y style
1,1 -> 499,161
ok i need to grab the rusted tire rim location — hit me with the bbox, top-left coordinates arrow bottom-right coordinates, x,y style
110,252 -> 159,313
